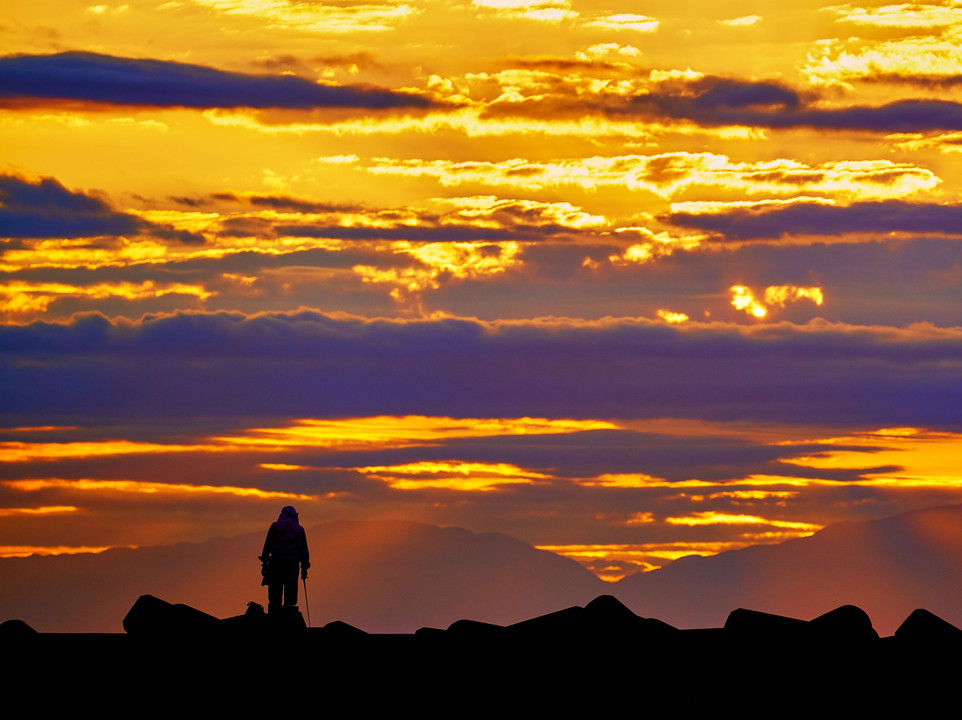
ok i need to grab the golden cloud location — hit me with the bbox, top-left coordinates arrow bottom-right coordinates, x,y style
0,280 -> 213,319
472,0 -> 577,22
219,415 -> 620,452
0,505 -> 79,516
826,3 -> 962,29
664,511 -> 822,532
803,30 -> 962,87
583,13 -> 659,32
355,460 -> 550,491
4,478 -> 315,500
730,284 -> 824,319
0,545 -> 122,558
353,240 -> 522,306
177,0 -> 417,33
656,309 -> 689,323
355,154 -> 939,198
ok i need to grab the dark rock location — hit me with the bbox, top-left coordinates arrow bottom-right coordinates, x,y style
414,625 -> 446,639
584,594 -> 637,620
446,618 -> 506,637
587,594 -> 679,634
724,607 -> 808,640
895,608 -> 962,644
122,594 -> 221,636
220,601 -> 269,633
809,604 -> 878,642
321,619 -> 368,638
506,604 -> 585,640
0,619 -> 38,638
266,604 -> 306,631
7,593 -> 962,711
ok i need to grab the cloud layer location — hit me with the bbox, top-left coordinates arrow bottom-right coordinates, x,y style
4,0 -> 962,579
3,311 -> 959,428
0,52 -> 434,109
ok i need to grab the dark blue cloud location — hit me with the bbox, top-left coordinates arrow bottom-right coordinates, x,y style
0,175 -> 141,239
0,174 -> 204,243
0,52 -> 435,110
1,311 -> 960,429
485,75 -> 962,132
675,78 -> 801,113
624,77 -> 962,131
227,194 -> 359,214
666,201 -> 962,240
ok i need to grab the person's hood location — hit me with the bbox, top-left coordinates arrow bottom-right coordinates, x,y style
277,505 -> 298,523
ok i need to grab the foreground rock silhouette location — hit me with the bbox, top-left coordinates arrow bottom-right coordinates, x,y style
2,594 -> 959,712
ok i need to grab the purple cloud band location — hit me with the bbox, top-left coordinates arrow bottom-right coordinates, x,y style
0,175 -> 203,243
666,201 -> 962,240
2,311 -> 959,428
0,52 -> 435,110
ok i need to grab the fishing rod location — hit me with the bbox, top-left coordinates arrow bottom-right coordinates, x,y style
302,574 -> 310,627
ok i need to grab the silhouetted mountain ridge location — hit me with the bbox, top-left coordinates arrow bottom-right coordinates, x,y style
615,502 -> 962,634
5,504 -> 962,636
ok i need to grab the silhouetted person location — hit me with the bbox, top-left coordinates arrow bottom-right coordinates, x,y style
259,506 -> 310,614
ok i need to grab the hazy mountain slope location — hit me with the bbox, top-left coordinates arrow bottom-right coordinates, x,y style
615,504 -> 962,635
0,519 -> 605,632
7,505 -> 962,636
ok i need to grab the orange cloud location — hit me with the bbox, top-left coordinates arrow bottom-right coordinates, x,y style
355,460 -> 550,491
538,540 -> 762,580
657,309 -> 689,323
4,478 -> 315,500
221,416 -> 619,452
0,544 -> 123,558
0,505 -> 78,516
0,280 -> 213,319
664,511 -> 822,532
352,154 -> 939,198
730,284 -> 824,319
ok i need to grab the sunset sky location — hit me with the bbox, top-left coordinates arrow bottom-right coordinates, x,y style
2,0 -> 962,582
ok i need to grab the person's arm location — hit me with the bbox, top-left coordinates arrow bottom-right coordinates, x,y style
260,524 -> 274,561
300,529 -> 310,578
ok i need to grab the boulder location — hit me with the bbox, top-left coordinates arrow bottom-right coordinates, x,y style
724,608 -> 808,641
0,619 -> 38,639
895,609 -> 962,644
122,594 -> 221,637
808,605 -> 878,642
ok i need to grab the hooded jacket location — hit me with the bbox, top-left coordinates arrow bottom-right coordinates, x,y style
261,506 -> 310,567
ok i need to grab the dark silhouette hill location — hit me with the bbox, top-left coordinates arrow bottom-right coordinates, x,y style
0,519 -> 604,632
4,593 -> 960,713
615,503 -> 962,636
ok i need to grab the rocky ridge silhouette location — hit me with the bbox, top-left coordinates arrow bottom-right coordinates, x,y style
2,593 -> 959,712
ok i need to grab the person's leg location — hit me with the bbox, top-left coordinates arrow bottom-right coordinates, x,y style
268,579 -> 282,612
283,563 -> 298,606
